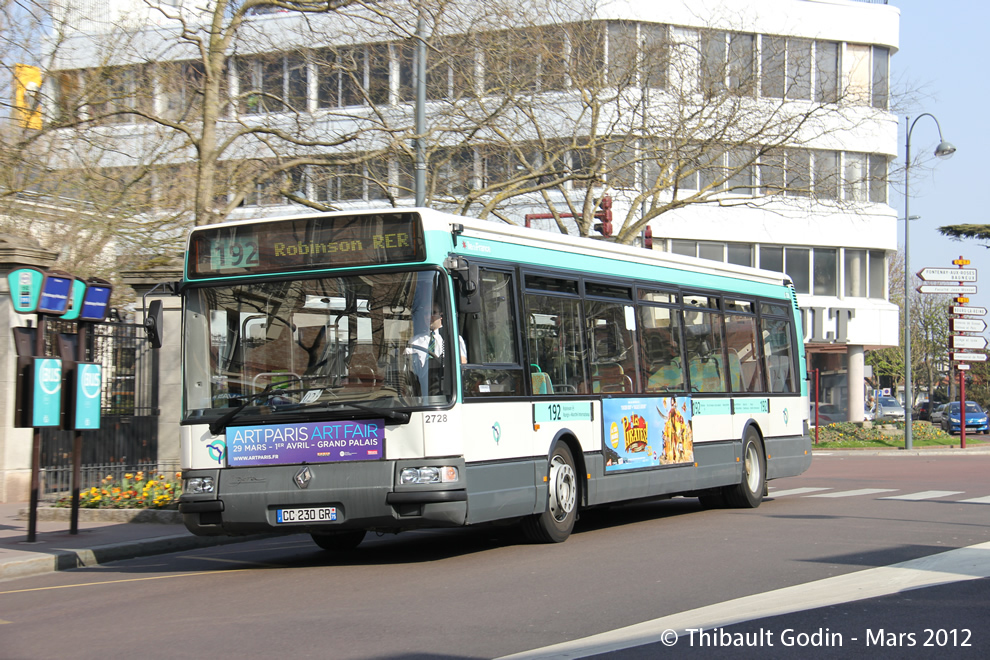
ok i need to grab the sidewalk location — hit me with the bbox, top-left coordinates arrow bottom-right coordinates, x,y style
0,501 -> 260,582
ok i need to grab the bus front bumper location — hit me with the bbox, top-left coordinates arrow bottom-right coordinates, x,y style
179,459 -> 467,537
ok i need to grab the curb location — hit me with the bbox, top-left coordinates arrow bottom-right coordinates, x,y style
17,507 -> 182,524
0,533 -> 272,583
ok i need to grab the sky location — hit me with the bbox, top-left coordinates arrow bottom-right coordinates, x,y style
892,1 -> 990,323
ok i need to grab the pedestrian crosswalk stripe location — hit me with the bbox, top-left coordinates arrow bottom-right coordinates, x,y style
958,495 -> 990,504
807,488 -> 898,498
880,490 -> 964,501
767,487 -> 832,498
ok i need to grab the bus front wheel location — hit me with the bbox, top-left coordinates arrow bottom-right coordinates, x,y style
522,443 -> 578,543
311,529 -> 366,552
724,428 -> 766,508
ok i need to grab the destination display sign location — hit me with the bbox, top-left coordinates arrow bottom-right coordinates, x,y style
917,285 -> 977,295
952,318 -> 987,333
188,212 -> 426,279
952,352 -> 988,362
37,273 -> 73,314
917,267 -> 977,282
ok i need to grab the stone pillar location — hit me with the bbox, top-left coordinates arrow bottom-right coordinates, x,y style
0,235 -> 59,502
847,345 -> 865,423
121,263 -> 184,469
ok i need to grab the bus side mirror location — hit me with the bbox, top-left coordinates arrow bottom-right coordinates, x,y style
145,299 -> 164,349
446,256 -> 481,314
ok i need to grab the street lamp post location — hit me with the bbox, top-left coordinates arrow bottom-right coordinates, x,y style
903,113 -> 955,450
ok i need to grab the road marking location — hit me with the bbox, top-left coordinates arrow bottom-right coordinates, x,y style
496,540 -> 990,660
0,569 -> 249,596
958,495 -> 990,504
807,488 -> 898,498
880,490 -> 965,501
766,487 -> 831,498
0,619 -> 11,624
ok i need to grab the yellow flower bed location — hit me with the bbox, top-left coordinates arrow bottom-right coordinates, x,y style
55,471 -> 183,509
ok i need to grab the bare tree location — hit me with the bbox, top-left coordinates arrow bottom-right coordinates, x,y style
3,0 -> 898,270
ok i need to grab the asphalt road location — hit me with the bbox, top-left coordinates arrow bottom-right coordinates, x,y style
1,453 -> 989,660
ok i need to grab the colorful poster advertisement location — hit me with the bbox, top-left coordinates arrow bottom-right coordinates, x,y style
602,396 -> 694,473
227,419 -> 384,467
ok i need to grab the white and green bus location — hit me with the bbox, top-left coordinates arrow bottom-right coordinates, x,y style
174,208 -> 811,549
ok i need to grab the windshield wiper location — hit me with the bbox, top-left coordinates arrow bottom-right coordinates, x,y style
209,384 -> 274,436
321,401 -> 410,425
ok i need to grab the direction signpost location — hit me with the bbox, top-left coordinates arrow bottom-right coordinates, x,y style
918,257 -> 986,449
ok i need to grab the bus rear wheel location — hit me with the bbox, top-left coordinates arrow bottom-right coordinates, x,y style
311,529 -> 366,552
724,428 -> 766,509
522,443 -> 578,543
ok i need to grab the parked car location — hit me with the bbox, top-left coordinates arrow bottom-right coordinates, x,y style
873,396 -> 906,422
930,403 -> 947,425
810,403 -> 843,425
940,401 -> 990,435
915,401 -> 933,421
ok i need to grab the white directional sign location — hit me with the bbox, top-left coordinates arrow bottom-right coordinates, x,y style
953,306 -> 988,316
952,352 -> 988,362
918,267 -> 978,282
958,363 -> 971,370
951,335 -> 988,350
952,318 -> 988,333
917,284 -> 978,295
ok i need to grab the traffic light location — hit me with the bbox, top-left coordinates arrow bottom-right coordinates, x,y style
593,195 -> 612,236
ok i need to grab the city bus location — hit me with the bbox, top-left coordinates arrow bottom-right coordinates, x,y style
174,208 -> 811,549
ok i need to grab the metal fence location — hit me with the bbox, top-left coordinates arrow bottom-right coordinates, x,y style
40,320 -> 160,489
38,461 -> 180,503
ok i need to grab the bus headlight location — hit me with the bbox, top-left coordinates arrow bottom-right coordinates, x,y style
398,466 -> 459,485
184,476 -> 215,494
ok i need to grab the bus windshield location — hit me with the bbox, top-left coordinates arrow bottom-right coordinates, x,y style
182,270 -> 456,421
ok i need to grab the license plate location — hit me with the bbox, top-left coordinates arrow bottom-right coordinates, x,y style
276,507 -> 337,524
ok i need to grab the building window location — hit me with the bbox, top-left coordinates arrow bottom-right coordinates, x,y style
727,148 -> 755,195
869,155 -> 887,203
785,247 -> 810,294
813,150 -> 839,200
760,245 -> 783,273
845,249 -> 867,298
844,152 -> 867,202
813,247 -> 837,296
871,46 -> 889,110
815,41 -> 839,103
846,43 -> 871,106
702,31 -> 755,96
671,240 -> 696,257
869,250 -> 886,299
727,243 -> 753,267
642,23 -> 669,89
239,54 -> 285,114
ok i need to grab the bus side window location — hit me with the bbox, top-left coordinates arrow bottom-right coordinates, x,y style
762,317 -> 795,393
524,294 -> 587,395
461,270 -> 524,397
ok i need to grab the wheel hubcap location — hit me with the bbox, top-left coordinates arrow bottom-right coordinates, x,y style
548,454 -> 576,522
744,443 -> 761,492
